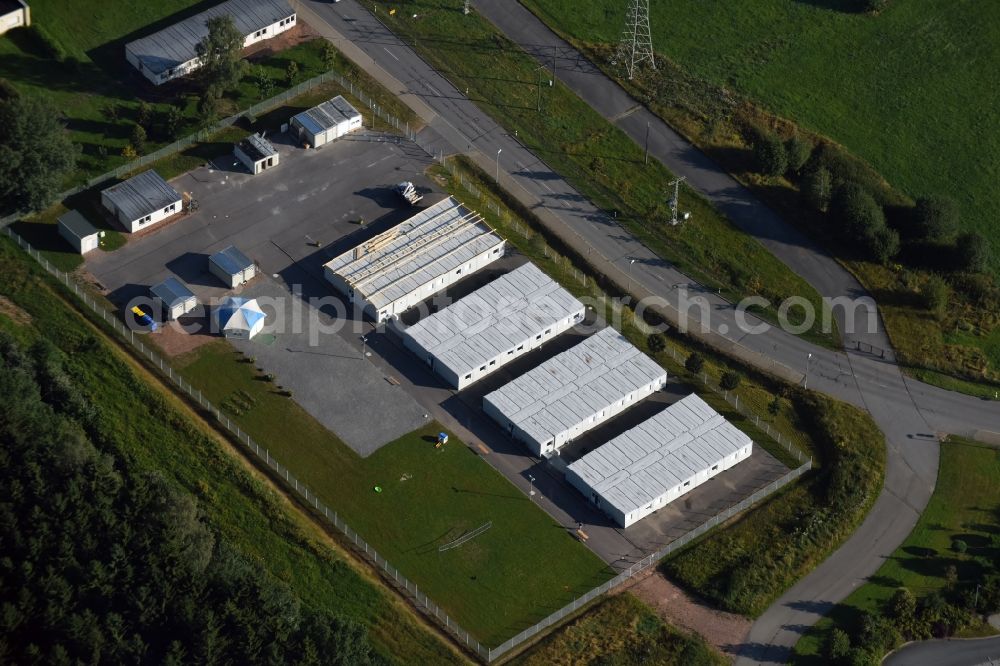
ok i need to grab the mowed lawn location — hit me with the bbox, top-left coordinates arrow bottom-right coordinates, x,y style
794,437 -> 1000,661
179,342 -> 611,646
522,0 -> 1000,274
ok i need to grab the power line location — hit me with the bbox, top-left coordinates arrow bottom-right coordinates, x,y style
612,0 -> 655,80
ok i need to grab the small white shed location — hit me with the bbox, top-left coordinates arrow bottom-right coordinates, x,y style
209,245 -> 256,288
234,133 -> 279,174
150,277 -> 198,320
290,95 -> 362,148
57,210 -> 100,254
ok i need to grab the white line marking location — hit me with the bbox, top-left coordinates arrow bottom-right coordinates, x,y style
383,47 -> 399,61
425,83 -> 441,97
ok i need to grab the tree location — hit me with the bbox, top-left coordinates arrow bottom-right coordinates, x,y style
197,87 -> 222,123
130,124 -> 147,155
136,100 -> 152,129
285,60 -> 299,86
322,43 -> 338,71
785,135 -> 813,175
164,105 -> 184,140
869,225 -> 900,264
720,371 -> 741,390
824,628 -> 852,663
921,275 -> 949,316
912,196 -> 959,241
953,232 -> 989,273
647,333 -> 665,354
802,165 -> 833,211
831,183 -> 897,261
196,15 -> 247,93
254,66 -> 274,100
685,352 -> 704,374
0,95 -> 76,214
753,132 -> 788,177
768,396 -> 781,416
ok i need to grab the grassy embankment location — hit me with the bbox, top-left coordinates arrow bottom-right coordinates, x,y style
0,236 -> 463,664
521,0 -> 1000,397
369,0 -> 837,349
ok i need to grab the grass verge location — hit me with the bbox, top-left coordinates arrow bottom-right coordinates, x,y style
794,437 -> 1000,664
369,0 -> 836,348
0,236 -> 463,664
511,593 -> 725,666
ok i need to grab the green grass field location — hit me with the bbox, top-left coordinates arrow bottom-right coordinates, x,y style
177,342 -> 610,646
794,437 -> 1000,662
0,1 -> 416,185
522,0 -> 1000,275
0,238 -> 462,664
371,0 -> 836,348
511,593 -> 724,665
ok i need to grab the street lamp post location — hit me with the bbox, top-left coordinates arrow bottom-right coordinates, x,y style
628,258 -> 636,290
804,352 -> 813,389
536,65 -> 553,112
528,474 -> 536,497
496,148 -> 502,182
361,336 -> 368,360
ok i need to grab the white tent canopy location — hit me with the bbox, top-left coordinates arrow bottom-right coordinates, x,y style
214,297 -> 266,339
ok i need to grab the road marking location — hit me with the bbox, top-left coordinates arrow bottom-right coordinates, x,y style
477,443 -> 491,455
425,82 -> 441,97
383,47 -> 399,61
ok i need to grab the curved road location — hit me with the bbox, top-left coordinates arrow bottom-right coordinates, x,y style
293,0 -> 1000,661
884,636 -> 1000,666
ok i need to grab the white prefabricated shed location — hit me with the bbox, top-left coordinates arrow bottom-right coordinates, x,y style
0,1 -> 29,36
101,171 -> 182,233
149,277 -> 198,320
57,210 -> 99,254
483,327 -> 667,457
125,0 -> 296,85
234,133 -> 279,174
401,263 -> 585,390
290,95 -> 363,148
209,246 -> 256,288
324,196 -> 505,323
566,394 -> 754,528
214,297 -> 266,339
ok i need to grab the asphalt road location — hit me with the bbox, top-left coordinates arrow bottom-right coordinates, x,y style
884,636 -> 1000,666
293,0 -> 1000,659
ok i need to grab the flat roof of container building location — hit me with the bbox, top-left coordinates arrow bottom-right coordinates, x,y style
484,327 -> 666,445
150,277 -> 196,308
325,196 -> 504,311
291,95 -> 361,136
57,210 -> 98,240
404,263 -> 584,377
568,394 -> 752,517
210,245 -> 254,275
238,133 -> 277,162
125,0 -> 293,76
102,170 -> 181,222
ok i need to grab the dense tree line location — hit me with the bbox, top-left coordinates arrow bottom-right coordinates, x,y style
0,331 -> 383,665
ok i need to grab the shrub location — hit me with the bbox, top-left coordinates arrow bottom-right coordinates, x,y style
921,275 -> 949,315
824,628 -> 852,663
685,352 -> 704,374
831,183 -> 897,261
647,333 -> 665,354
136,100 -> 152,130
912,196 -> 959,242
753,132 -> 788,177
130,124 -> 147,155
121,144 -> 138,160
285,60 -> 299,86
953,232 -> 990,273
785,135 -> 813,175
869,225 -> 900,264
952,539 -> 968,553
720,371 -> 741,390
768,397 -> 781,416
163,105 -> 184,140
802,165 -> 833,211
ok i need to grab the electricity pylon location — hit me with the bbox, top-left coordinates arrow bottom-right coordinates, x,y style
612,0 -> 655,80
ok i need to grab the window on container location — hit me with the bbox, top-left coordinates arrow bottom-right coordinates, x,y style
489,360 -> 496,366
456,268 -> 462,275
684,481 -> 690,487
464,374 -> 471,380
479,365 -> 486,371
493,248 -> 500,254
517,345 -> 524,351
535,334 -> 541,340
712,465 -> 719,471
545,329 -> 551,335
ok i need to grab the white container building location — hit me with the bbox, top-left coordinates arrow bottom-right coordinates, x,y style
125,0 -> 296,85
566,393 -> 754,528
0,1 -> 29,36
483,327 -> 667,457
150,277 -> 198,320
209,245 -> 256,288
290,95 -> 363,148
401,263 -> 585,390
57,210 -> 100,254
324,196 -> 505,323
100,170 -> 182,233
234,133 -> 279,174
